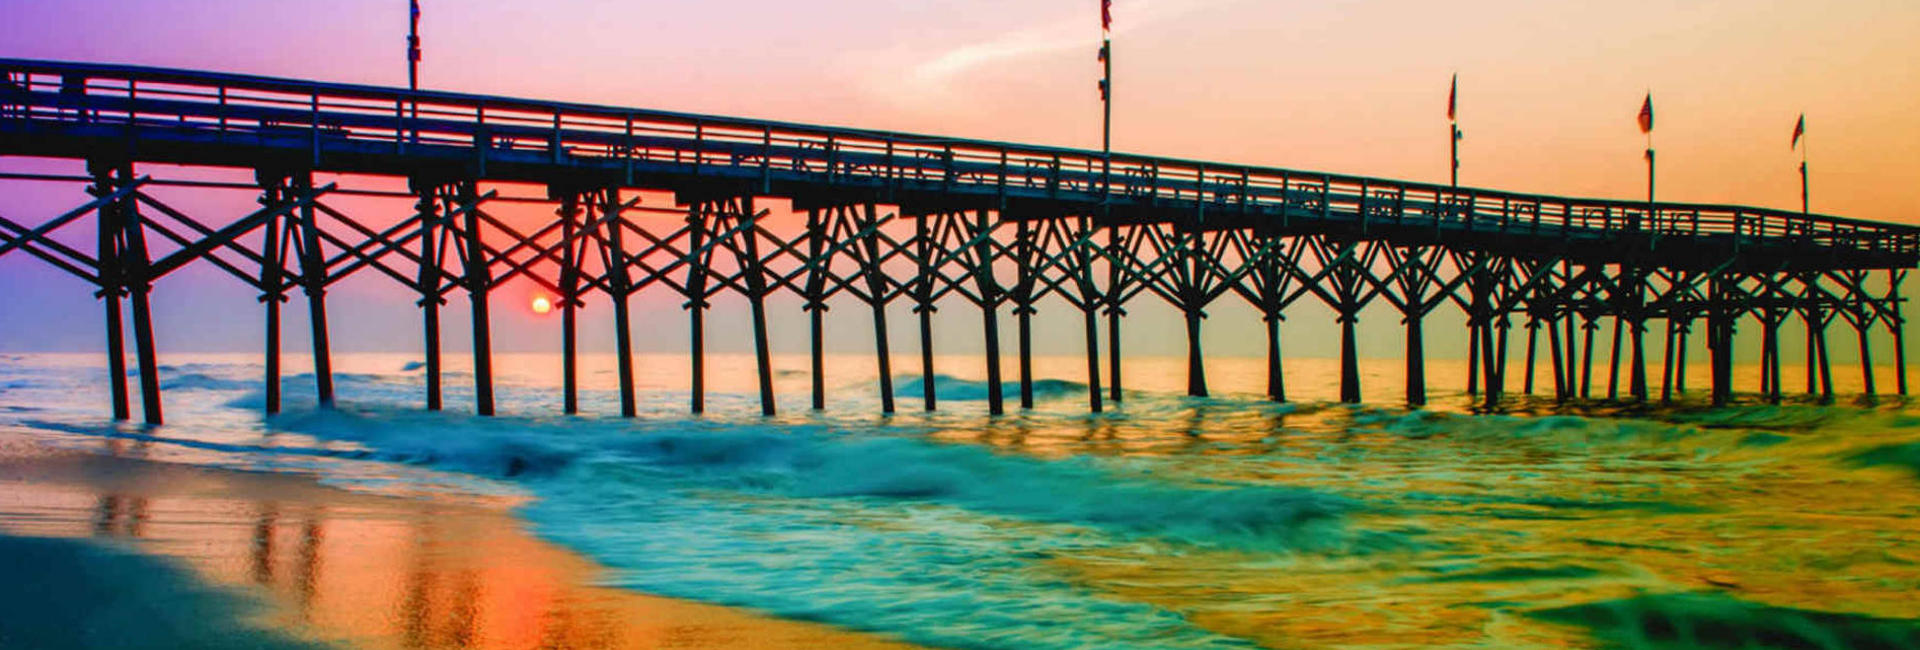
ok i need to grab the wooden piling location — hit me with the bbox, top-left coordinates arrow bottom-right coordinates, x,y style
1579,316 -> 1597,399
973,209 -> 1005,415
1758,314 -> 1774,402
1893,270 -> 1909,395
1406,311 -> 1426,406
1106,226 -> 1123,404
1185,230 -> 1210,398
1267,313 -> 1286,402
685,203 -> 708,414
413,179 -> 443,412
1708,275 -> 1733,406
1338,311 -> 1359,403
1629,315 -> 1649,402
1660,318 -> 1676,402
95,174 -> 130,421
1522,317 -> 1539,395
858,204 -> 896,414
914,213 -> 936,411
294,171 -> 334,410
460,181 -> 493,416
1857,321 -> 1877,396
739,197 -> 777,416
1466,321 -> 1481,395
1550,311 -> 1569,400
90,161 -> 134,422
1675,321 -> 1690,395
805,208 -> 827,411
260,178 -> 284,415
1014,219 -> 1034,409
557,191 -> 581,415
1489,317 -> 1511,405
1606,317 -> 1624,399
604,191 -> 636,417
1079,215 -> 1105,413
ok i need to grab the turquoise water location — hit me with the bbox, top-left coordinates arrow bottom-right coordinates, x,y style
1,351 -> 1918,648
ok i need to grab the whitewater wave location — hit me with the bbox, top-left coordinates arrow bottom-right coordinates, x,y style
159,373 -> 255,392
184,397 -> 1348,648
891,374 -> 1087,402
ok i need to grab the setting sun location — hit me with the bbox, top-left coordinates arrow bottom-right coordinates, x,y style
531,296 -> 553,315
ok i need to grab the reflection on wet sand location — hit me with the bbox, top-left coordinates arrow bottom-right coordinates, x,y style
0,446 -> 922,650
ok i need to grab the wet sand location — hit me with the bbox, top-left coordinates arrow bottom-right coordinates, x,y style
0,434 -> 926,650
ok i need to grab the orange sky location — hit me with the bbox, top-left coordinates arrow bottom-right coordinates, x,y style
4,0 -> 1916,223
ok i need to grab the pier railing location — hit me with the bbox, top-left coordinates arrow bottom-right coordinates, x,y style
4,58 -> 1917,260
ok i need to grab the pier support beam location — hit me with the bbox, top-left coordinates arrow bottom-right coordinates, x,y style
96,185 -> 130,421
972,209 -> 1005,415
1893,269 -> 1909,396
1760,308 -> 1785,403
90,161 -> 154,422
1249,233 -> 1290,403
1621,266 -> 1649,402
1265,313 -> 1286,402
1551,312 -> 1566,400
1182,227 -> 1210,398
1579,315 -> 1597,399
1660,318 -> 1677,402
1707,274 -> 1735,406
804,209 -> 828,411
685,204 -> 709,414
256,173 -> 289,415
1676,320 -> 1692,395
736,197 -> 777,416
1389,246 -> 1440,407
1076,216 -> 1105,412
459,181 -> 493,416
410,179 -> 444,411
1801,276 -> 1835,400
602,190 -> 637,418
291,171 -> 334,410
1106,226 -> 1124,405
555,191 -> 581,415
856,204 -> 896,413
913,213 -> 937,411
1013,219 -> 1035,410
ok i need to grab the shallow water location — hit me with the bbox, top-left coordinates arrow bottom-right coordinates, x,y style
1,351 -> 1918,649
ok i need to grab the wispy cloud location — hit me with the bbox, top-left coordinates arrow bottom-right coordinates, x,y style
905,0 -> 1240,92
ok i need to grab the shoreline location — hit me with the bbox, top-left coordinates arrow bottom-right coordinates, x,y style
0,434 -> 926,650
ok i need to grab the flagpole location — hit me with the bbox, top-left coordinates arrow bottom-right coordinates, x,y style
1800,131 -> 1809,216
1102,35 -> 1111,195
1100,3 -> 1120,405
407,0 -> 421,143
1449,74 -> 1458,188
1643,94 -> 1654,232
1450,121 -> 1459,188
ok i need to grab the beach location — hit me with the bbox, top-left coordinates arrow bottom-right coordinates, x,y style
0,429 -> 923,650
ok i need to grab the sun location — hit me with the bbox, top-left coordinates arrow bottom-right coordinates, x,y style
531,295 -> 553,315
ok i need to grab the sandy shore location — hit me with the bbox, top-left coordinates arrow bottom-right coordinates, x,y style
0,434 -> 925,650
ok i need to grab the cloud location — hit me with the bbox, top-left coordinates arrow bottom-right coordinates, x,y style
904,0 -> 1241,95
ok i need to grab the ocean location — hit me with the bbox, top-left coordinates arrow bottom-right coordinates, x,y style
1,351 -> 1917,649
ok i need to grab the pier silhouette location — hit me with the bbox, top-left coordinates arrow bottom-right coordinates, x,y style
2,59 -> 1913,423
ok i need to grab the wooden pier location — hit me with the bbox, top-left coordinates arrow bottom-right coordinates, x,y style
2,59 -> 1915,423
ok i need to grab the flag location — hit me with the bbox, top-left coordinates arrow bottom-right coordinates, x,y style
1447,74 -> 1457,122
1792,114 -> 1805,149
1102,0 -> 1112,32
1637,93 -> 1653,134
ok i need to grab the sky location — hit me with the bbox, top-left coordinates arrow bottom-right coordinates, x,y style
1,0 -> 1918,366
